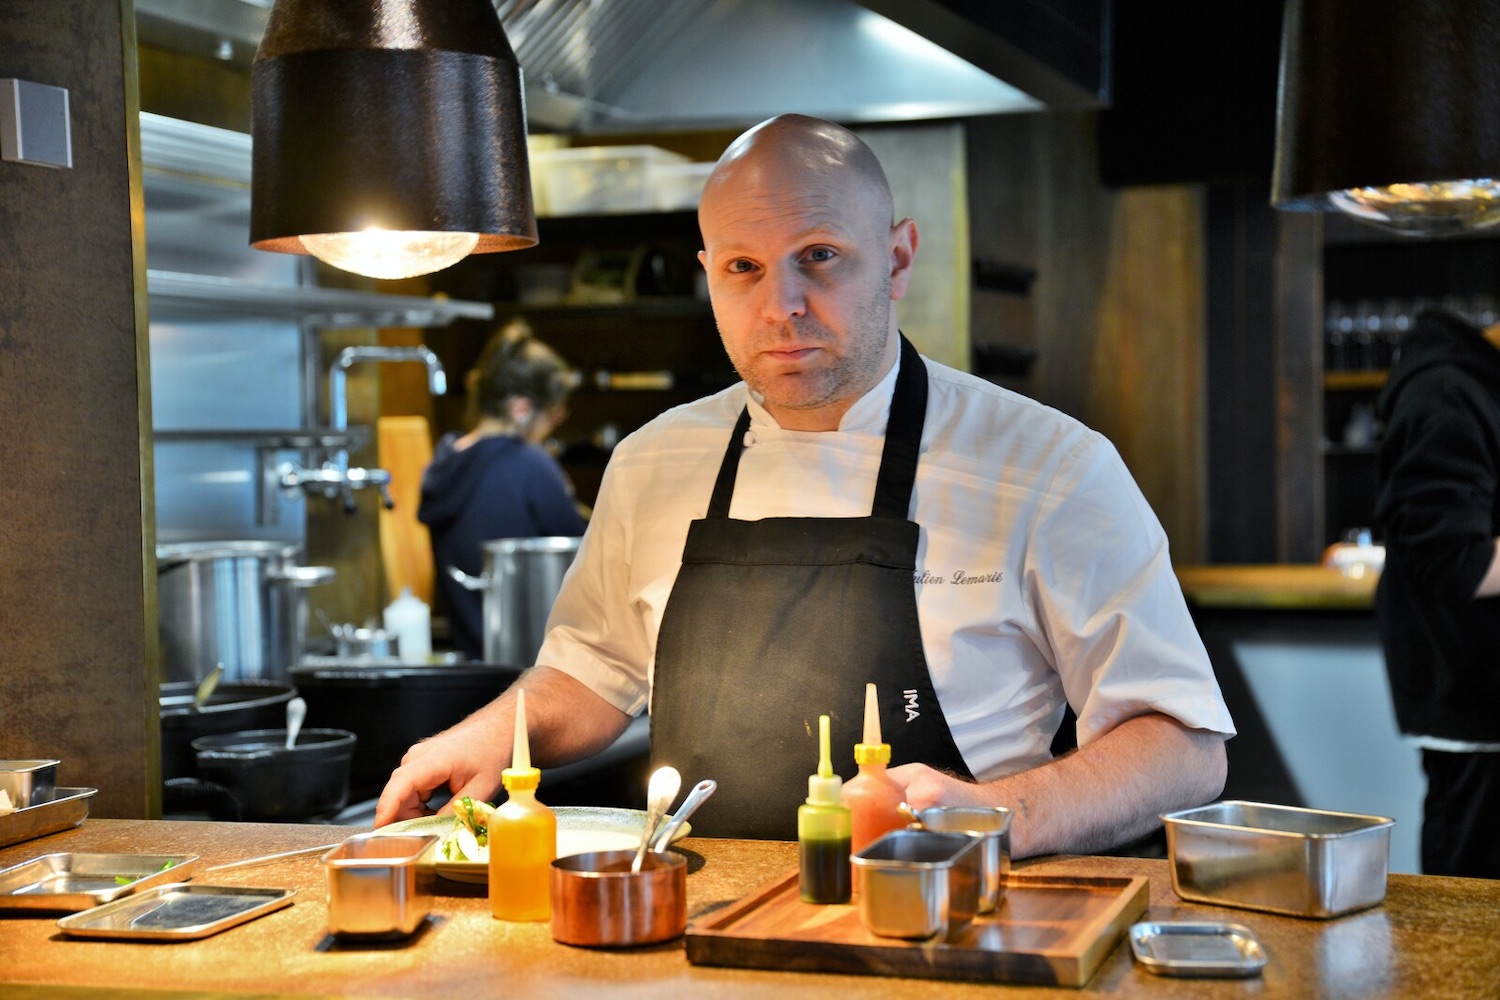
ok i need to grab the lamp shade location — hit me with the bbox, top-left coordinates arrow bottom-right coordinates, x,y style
1272,0 -> 1500,234
250,0 -> 538,274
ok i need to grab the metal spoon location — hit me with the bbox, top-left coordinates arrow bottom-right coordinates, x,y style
632,765 -> 681,874
284,696 -> 306,750
191,663 -> 225,711
652,778 -> 716,852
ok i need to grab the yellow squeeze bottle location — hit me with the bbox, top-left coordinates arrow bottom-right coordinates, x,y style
489,690 -> 557,921
842,682 -> 909,854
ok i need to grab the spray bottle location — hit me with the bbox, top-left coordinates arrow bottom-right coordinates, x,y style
797,714 -> 851,903
489,689 -> 557,921
842,682 -> 908,854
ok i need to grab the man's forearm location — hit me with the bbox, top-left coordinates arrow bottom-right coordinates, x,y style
454,665 -> 633,771
984,715 -> 1227,857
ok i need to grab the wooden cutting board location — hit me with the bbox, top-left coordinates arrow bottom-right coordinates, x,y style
686,869 -> 1149,987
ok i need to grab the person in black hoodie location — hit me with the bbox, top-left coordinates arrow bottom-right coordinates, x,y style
419,319 -> 587,660
1374,308 -> 1500,878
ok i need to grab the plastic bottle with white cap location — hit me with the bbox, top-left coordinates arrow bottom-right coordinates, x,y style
382,587 -> 431,661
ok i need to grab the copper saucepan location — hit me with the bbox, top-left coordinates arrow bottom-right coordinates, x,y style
550,848 -> 687,947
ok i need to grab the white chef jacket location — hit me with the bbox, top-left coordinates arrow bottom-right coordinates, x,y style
537,349 -> 1235,781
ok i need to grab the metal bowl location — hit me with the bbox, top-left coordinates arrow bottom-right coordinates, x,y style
916,805 -> 1012,913
550,848 -> 687,948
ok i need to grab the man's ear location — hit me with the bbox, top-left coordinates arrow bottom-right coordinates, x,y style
889,218 -> 919,300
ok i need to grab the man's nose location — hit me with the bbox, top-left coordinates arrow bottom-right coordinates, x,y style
757,266 -> 807,322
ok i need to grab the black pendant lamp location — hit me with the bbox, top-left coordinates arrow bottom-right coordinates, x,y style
250,0 -> 538,279
1272,0 -> 1500,237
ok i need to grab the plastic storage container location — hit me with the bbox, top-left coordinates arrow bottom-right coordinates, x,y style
652,161 -> 715,211
534,145 -> 690,215
382,587 -> 431,661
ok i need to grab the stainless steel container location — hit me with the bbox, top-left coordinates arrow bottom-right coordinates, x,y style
916,805 -> 1012,913
551,848 -> 687,948
449,536 -> 580,666
851,829 -> 982,941
0,760 -> 58,809
157,541 -> 335,683
1161,800 -> 1394,918
322,833 -> 438,939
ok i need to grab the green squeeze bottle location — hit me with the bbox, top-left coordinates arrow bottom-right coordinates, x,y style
798,714 -> 852,904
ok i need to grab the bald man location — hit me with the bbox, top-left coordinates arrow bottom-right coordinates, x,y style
376,115 -> 1233,856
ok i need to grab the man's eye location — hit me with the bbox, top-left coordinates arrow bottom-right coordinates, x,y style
806,248 -> 835,262
728,259 -> 756,273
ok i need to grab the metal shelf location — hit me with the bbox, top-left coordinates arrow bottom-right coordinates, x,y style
151,428 -> 371,450
146,270 -> 494,328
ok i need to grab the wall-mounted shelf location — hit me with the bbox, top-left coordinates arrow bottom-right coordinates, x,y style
146,270 -> 494,328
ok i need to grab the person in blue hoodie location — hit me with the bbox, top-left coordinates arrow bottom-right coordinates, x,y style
1375,307 -> 1500,878
419,319 -> 587,660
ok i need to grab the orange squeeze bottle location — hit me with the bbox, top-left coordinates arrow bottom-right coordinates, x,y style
489,689 -> 558,921
842,682 -> 908,854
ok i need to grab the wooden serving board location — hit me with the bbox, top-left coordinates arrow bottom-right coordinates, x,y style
686,870 -> 1149,987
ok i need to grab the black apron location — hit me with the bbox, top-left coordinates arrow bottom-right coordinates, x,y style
651,335 -> 973,840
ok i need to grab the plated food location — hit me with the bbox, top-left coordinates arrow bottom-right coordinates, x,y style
380,804 -> 691,883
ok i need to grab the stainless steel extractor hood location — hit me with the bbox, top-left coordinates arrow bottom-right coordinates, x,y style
135,0 -> 1107,135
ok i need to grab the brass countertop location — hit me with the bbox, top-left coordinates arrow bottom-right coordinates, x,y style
1175,564 -> 1377,611
2,819 -> 1497,998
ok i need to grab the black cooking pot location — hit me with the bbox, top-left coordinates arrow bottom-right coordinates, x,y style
290,664 -> 521,801
159,680 -> 298,782
188,728 -> 356,822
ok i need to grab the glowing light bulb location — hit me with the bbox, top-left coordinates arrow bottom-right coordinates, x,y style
298,228 -> 480,279
1328,179 -> 1500,237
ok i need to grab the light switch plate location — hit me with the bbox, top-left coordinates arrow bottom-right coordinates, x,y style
1,78 -> 72,169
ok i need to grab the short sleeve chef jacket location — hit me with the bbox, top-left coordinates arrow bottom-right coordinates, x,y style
537,350 -> 1234,781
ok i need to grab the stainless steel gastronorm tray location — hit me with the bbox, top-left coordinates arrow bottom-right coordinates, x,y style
1130,921 -> 1267,978
0,853 -> 199,911
56,883 -> 296,940
0,787 -> 98,850
0,759 -> 59,807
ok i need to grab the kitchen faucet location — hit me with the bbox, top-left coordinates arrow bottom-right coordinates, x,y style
280,345 -> 447,513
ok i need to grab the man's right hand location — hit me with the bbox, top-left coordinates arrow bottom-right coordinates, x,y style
373,702 -> 514,827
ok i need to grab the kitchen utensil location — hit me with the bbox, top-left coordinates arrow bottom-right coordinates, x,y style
55,884 -> 296,941
156,540 -> 334,683
159,680 -> 297,784
322,833 -> 438,939
633,766 -> 680,874
190,728 -> 356,821
1161,800 -> 1394,918
448,536 -> 580,666
1129,921 -> 1268,978
653,778 -> 716,852
203,842 -> 343,874
284,697 -> 305,750
330,624 -> 398,660
192,663 -> 224,710
850,828 -> 982,941
0,788 -> 97,851
0,853 -> 197,911
551,848 -> 687,948
0,759 -> 58,808
916,805 -> 1012,913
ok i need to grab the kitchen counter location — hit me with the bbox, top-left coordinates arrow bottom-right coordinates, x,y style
1175,564 -> 1376,611
2,819 -> 1498,998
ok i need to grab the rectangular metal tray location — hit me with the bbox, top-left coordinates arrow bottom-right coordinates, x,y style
0,787 -> 97,850
0,852 -> 199,911
56,883 -> 296,941
1130,921 -> 1267,978
0,759 -> 59,808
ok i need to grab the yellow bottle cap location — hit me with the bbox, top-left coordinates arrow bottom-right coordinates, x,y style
853,682 -> 891,765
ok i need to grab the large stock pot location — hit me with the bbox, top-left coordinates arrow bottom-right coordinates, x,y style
157,541 -> 335,683
448,536 -> 580,666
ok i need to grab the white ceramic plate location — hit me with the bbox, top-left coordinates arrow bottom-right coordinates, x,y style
378,806 -> 690,884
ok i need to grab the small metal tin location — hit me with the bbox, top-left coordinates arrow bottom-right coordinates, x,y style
321,832 -> 437,939
55,883 -> 295,940
1162,800 -> 1393,918
0,759 -> 58,808
851,828 -> 981,941
1130,921 -> 1268,977
0,852 -> 198,911
915,805 -> 1012,913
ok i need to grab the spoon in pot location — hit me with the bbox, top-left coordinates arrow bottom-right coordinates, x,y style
653,778 -> 716,852
284,697 -> 306,750
191,663 -> 225,712
632,765 -> 681,874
